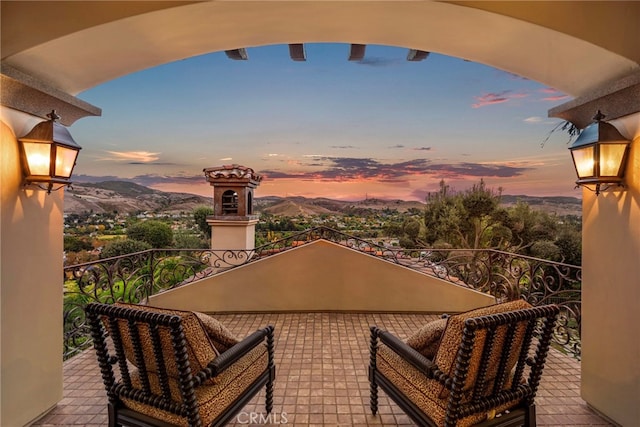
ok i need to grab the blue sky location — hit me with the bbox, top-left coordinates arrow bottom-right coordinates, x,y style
70,43 -> 577,201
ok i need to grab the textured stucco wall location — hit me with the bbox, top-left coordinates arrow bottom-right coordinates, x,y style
149,240 -> 495,313
208,219 -> 258,252
581,114 -> 640,427
0,111 -> 63,426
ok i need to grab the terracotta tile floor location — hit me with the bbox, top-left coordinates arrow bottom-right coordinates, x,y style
34,313 -> 611,426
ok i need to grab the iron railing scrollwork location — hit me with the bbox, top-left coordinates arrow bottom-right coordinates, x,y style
63,226 -> 581,359
381,247 -> 582,358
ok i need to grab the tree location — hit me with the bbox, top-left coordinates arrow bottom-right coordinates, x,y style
421,180 -> 582,264
397,218 -> 422,247
173,230 -> 208,249
506,202 -> 557,253
423,179 -> 507,250
64,235 -> 93,252
555,229 -> 582,265
65,250 -> 98,265
399,236 -> 416,249
100,239 -> 151,259
530,240 -> 561,261
458,180 -> 505,249
383,222 -> 403,238
127,220 -> 173,248
403,218 -> 421,241
193,206 -> 213,237
423,180 -> 463,246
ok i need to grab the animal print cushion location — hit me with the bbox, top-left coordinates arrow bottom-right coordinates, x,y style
378,344 -> 520,427
122,344 -> 268,426
194,311 -> 240,353
405,317 -> 447,359
108,303 -> 219,378
434,299 -> 532,399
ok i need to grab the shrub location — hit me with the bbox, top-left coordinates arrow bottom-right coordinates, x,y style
173,231 -> 209,249
101,239 -> 151,259
127,220 -> 173,248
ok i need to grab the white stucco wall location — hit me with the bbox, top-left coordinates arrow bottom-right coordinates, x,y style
0,110 -> 64,426
208,219 -> 258,252
580,114 -> 640,427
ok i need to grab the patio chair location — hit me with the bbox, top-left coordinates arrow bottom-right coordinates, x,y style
85,302 -> 275,427
368,300 -> 559,427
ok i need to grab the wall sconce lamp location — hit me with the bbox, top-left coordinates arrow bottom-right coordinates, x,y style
18,110 -> 82,194
568,110 -> 631,195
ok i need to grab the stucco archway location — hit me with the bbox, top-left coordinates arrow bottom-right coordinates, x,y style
2,1 -> 638,100
2,2 -> 639,426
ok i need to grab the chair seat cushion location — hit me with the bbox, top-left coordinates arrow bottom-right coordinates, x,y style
377,345 -> 445,422
405,317 -> 447,359
122,343 -> 268,426
377,345 -> 519,427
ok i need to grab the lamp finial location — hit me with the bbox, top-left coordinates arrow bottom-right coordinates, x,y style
592,110 -> 605,122
46,110 -> 60,122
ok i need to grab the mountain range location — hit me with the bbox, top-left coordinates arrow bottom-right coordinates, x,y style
64,181 -> 582,217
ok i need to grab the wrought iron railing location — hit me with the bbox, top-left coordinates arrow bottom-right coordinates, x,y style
63,226 -> 581,359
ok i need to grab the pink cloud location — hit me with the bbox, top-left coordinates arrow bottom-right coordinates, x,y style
103,151 -> 160,162
542,95 -> 570,101
471,91 -> 529,108
472,94 -> 508,108
538,87 -> 569,101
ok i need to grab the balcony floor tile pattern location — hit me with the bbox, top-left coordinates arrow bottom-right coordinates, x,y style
35,312 -> 611,426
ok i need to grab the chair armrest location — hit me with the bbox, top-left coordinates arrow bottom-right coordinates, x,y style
377,329 -> 436,377
194,325 -> 274,384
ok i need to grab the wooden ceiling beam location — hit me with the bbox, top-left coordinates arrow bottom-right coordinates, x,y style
225,48 -> 248,60
348,44 -> 366,61
289,43 -> 306,61
407,49 -> 430,62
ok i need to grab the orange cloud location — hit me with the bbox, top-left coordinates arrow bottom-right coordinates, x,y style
104,151 -> 161,163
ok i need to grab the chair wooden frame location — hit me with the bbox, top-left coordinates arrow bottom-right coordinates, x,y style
85,302 -> 275,427
369,304 -> 559,427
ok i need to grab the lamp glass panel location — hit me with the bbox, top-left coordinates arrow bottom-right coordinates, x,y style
54,145 -> 78,178
571,146 -> 595,178
599,143 -> 627,177
22,141 -> 52,176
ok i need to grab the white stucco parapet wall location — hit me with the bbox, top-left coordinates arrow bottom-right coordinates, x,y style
149,239 -> 495,313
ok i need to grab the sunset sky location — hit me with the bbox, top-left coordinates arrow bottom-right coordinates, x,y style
70,43 -> 578,201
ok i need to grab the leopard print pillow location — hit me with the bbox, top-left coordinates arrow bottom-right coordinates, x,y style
405,317 -> 448,359
108,302 -> 219,376
194,312 -> 240,353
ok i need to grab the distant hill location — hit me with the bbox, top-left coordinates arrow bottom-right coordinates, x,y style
80,181 -> 156,196
64,181 -> 581,217
65,181 -> 210,214
500,195 -> 582,216
256,196 -> 426,216
259,199 -> 335,216
256,194 -> 581,217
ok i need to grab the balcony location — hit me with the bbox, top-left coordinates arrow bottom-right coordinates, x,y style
38,312 -> 610,426
42,227 -> 606,425
2,3 -> 639,425
62,227 -> 582,360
